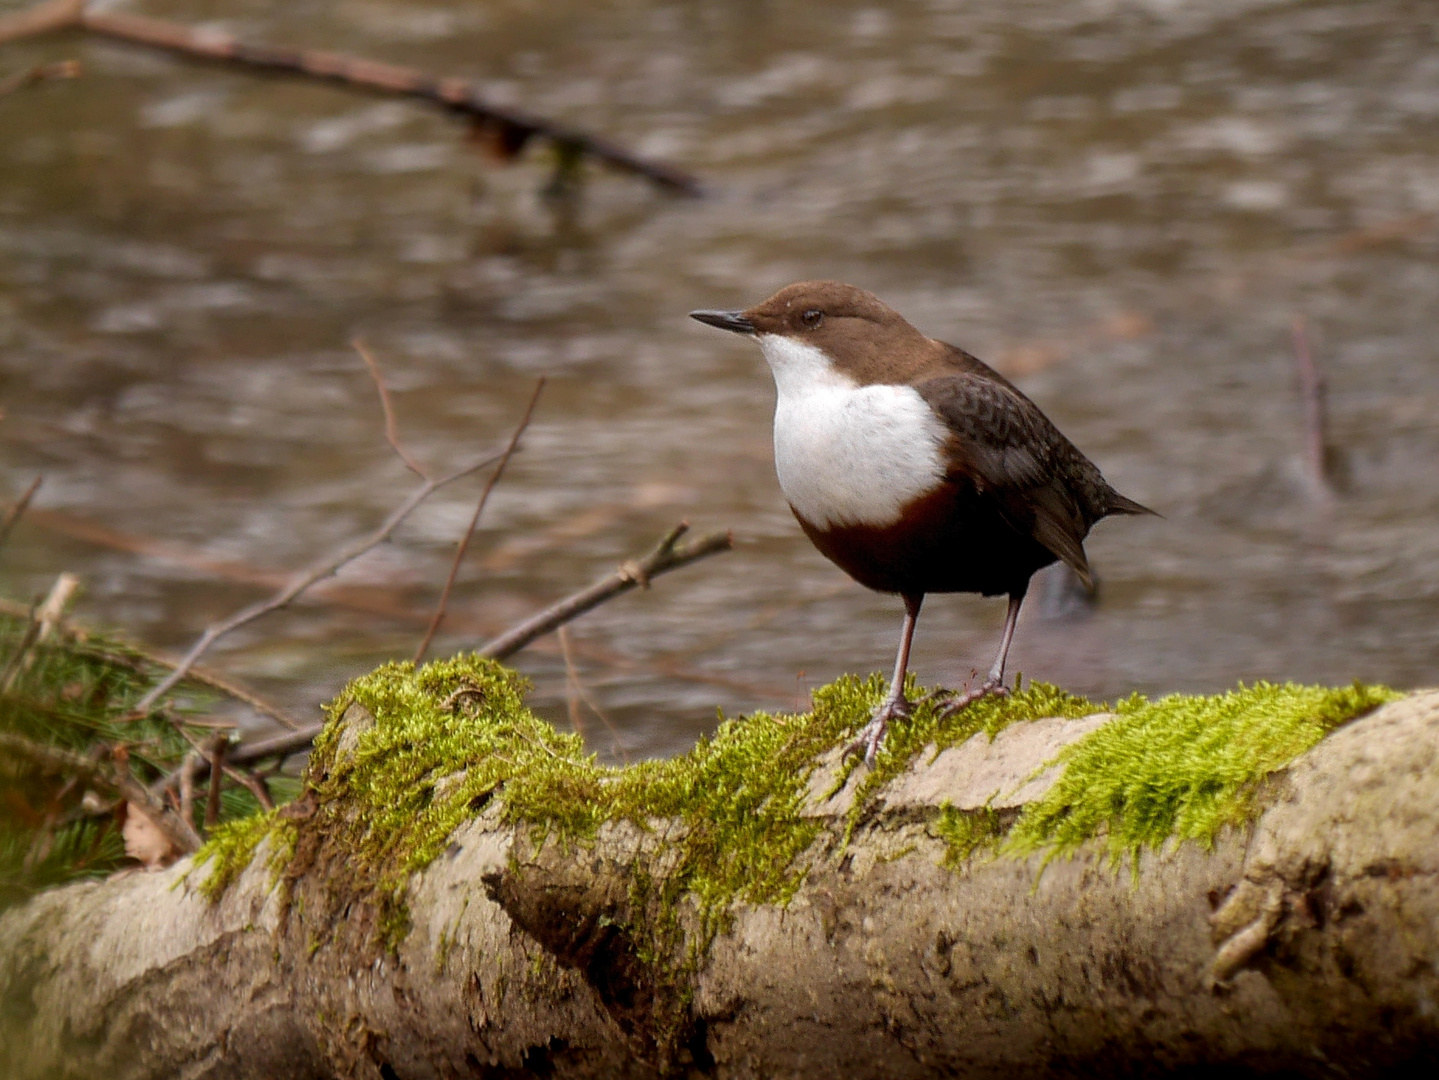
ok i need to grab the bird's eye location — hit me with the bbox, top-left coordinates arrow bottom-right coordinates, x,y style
801,309 -> 823,329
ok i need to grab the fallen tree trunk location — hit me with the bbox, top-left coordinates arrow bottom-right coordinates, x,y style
1,665 -> 1436,1078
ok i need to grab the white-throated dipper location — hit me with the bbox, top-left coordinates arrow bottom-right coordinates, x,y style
691,281 -> 1154,763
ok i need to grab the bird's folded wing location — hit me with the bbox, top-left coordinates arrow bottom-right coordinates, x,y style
916,373 -> 1095,587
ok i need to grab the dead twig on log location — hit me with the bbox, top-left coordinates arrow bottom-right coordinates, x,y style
0,0 -> 699,195
479,521 -> 733,661
1291,315 -> 1333,502
0,475 -> 41,551
0,730 -> 200,853
415,377 -> 546,663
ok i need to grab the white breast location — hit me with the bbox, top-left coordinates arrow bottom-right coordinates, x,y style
758,335 -> 948,530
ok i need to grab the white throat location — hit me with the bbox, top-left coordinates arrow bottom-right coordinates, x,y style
756,334 -> 948,530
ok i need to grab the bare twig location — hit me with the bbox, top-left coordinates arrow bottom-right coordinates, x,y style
479,521 -> 733,661
0,1 -> 699,194
0,730 -> 200,853
0,475 -> 42,550
132,447 -> 501,713
203,734 -> 227,830
415,378 -> 546,663
1291,316 -> 1332,501
354,339 -> 426,479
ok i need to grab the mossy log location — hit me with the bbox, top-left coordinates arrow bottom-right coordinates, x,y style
1,663 -> 1437,1078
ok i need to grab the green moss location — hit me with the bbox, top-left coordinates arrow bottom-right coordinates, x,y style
193,811 -> 296,901
1004,680 -> 1400,867
934,803 -> 1004,867
193,653 -> 1399,982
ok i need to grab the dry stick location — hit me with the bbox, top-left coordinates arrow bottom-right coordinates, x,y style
0,0 -> 699,195
1291,315 -> 1332,500
203,734 -> 227,830
0,476 -> 42,550
0,730 -> 201,853
479,520 -> 733,661
415,377 -> 547,663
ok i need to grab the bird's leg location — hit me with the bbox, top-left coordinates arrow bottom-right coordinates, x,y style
942,587 -> 1027,715
846,594 -> 923,766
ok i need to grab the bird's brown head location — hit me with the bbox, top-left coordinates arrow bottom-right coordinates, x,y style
690,281 -> 935,384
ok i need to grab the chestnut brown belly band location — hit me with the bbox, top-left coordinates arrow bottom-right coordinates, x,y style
793,486 -> 1059,597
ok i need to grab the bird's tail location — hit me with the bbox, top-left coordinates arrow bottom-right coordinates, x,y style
1105,490 -> 1161,518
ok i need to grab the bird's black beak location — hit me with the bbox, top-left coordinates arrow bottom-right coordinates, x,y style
689,309 -> 755,335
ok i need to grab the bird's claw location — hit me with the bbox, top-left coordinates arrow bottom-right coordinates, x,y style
938,676 -> 1009,718
843,695 -> 913,767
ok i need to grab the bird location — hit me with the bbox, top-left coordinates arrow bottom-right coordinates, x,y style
690,281 -> 1154,764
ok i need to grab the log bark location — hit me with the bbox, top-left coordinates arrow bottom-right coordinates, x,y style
3,692 -> 1438,1078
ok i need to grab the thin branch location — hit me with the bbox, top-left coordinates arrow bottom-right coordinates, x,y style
479,521 -> 733,661
132,448 -> 501,713
0,475 -> 42,550
354,339 -> 426,479
1291,315 -> 1333,502
0,730 -> 201,853
415,377 -> 546,663
203,734 -> 227,830
0,1 -> 700,195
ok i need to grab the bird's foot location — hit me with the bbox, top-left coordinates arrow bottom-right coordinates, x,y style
936,675 -> 1009,717
843,695 -> 913,767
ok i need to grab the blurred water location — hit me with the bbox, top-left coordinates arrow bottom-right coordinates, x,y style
1,0 -> 1436,758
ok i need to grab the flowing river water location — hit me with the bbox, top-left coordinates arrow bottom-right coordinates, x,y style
1,0 -> 1436,758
